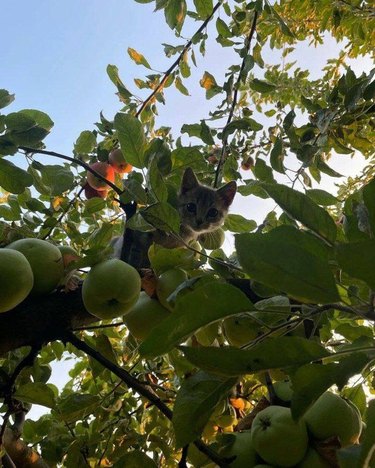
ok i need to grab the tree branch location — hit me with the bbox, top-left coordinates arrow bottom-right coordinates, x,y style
0,288 -> 97,356
214,11 -> 258,188
64,331 -> 230,467
135,1 -> 224,118
19,146 -> 122,195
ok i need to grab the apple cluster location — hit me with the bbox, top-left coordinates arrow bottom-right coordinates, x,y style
0,239 -> 68,313
84,149 -> 132,200
213,390 -> 362,467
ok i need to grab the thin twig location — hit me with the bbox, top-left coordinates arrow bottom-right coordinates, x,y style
65,331 -> 229,467
135,1 -> 224,118
42,185 -> 85,240
214,11 -> 259,188
19,146 -> 122,195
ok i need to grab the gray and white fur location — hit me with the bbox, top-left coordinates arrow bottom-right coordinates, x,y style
112,168 -> 236,265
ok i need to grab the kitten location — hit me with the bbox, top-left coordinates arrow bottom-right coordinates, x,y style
112,168 -> 236,267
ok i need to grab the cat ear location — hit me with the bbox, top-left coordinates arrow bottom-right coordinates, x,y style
181,167 -> 199,193
218,181 -> 237,207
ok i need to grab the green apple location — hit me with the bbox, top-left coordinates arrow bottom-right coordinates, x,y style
251,405 -> 308,467
303,391 -> 362,447
187,444 -> 211,467
297,447 -> 330,467
273,380 -> 293,403
199,228 -> 225,250
82,259 -> 141,319
156,268 -> 188,311
195,322 -> 219,346
7,238 -> 64,295
222,314 -> 260,347
218,431 -> 258,468
0,249 -> 34,312
123,292 -> 170,340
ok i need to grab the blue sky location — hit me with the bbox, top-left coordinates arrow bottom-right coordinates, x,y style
2,1 -> 373,417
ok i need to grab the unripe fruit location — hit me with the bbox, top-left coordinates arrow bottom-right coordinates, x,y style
82,259 -> 141,319
303,391 -> 362,447
223,314 -> 260,347
109,148 -> 133,174
7,238 -> 64,295
86,162 -> 115,191
218,431 -> 258,468
251,405 -> 308,467
199,228 -> 225,250
124,292 -> 170,341
156,268 -> 188,311
0,249 -> 34,312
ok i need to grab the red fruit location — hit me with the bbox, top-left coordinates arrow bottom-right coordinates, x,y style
86,162 -> 115,191
109,148 -> 133,174
241,156 -> 254,171
84,182 -> 108,199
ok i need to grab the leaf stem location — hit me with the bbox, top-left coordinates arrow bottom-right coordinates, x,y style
214,11 -> 258,188
135,1 -> 224,118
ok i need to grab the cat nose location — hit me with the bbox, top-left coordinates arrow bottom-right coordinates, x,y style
196,218 -> 203,225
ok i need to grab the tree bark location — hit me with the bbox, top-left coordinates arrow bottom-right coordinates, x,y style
0,288 -> 97,356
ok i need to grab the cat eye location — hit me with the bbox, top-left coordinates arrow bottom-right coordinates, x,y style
207,208 -> 219,218
186,203 -> 196,213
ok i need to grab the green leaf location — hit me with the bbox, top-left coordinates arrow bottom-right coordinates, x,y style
0,89 -> 15,109
106,64 -> 132,102
19,109 -> 54,131
5,112 -> 36,132
216,18 -> 232,38
336,240 -> 375,290
56,393 -> 100,422
223,118 -> 263,139
175,76 -> 190,96
0,158 -> 33,194
236,231 -> 339,303
149,158 -> 168,202
127,47 -> 151,69
179,337 -> 329,376
74,130 -> 96,154
263,183 -> 337,244
171,146 -> 205,171
224,214 -> 257,233
165,0 -> 187,32
114,113 -> 146,168
114,452 -> 157,468
194,0 -> 213,18
148,244 -> 200,274
141,202 -> 180,233
84,197 -> 106,214
270,137 -> 285,173
291,353 -> 370,420
362,178 -> 375,235
40,165 -> 75,196
250,78 -> 276,94
305,189 -> 337,206
360,399 -> 375,467
139,282 -> 254,357
181,122 -> 215,145
14,382 -> 56,409
173,372 -> 237,447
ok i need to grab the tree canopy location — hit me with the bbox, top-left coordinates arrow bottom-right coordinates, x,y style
0,0 -> 374,467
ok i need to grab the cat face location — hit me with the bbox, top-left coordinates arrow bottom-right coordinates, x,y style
178,168 -> 237,234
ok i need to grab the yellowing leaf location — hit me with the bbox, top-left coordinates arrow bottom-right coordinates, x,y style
200,71 -> 217,90
127,47 -> 151,69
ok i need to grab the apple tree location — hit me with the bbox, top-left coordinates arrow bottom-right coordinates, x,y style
1,0 -> 375,466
